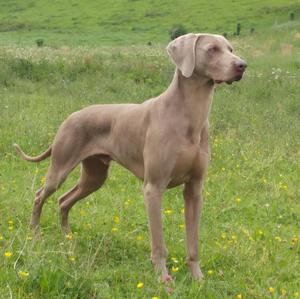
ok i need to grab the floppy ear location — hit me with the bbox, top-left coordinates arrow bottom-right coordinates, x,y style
166,33 -> 201,78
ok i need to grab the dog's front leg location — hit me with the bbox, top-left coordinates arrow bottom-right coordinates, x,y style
183,179 -> 204,280
143,182 -> 171,282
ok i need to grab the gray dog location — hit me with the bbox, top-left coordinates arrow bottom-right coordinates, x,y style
14,33 -> 246,281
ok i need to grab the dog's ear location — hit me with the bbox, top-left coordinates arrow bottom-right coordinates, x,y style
166,33 -> 201,78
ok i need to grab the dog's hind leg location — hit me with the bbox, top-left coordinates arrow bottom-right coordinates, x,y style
30,165 -> 75,231
30,153 -> 83,231
59,155 -> 109,233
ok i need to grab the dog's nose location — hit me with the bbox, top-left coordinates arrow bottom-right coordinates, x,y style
236,62 -> 247,72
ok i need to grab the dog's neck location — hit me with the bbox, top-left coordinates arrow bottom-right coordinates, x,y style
165,69 -> 215,133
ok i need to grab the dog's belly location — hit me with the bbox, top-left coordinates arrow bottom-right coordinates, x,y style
117,159 -> 145,181
109,138 -> 145,180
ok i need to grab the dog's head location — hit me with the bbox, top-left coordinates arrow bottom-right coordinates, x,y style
167,33 -> 247,84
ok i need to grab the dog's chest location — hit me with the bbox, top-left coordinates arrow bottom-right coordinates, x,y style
168,142 -> 200,187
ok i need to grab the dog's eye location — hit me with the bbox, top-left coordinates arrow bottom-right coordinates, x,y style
229,48 -> 233,53
208,46 -> 219,53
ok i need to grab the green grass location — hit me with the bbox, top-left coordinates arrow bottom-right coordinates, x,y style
0,0 -> 299,45
0,7 -> 300,299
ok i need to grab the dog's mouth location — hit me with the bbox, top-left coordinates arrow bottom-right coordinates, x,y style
214,73 -> 244,85
214,79 -> 233,85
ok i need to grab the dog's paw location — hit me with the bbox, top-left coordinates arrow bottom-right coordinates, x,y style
161,273 -> 173,283
191,269 -> 204,280
188,261 -> 204,280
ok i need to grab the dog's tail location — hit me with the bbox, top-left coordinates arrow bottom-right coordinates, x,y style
13,143 -> 52,162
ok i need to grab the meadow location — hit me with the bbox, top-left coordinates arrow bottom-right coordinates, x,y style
0,1 -> 300,298
0,0 -> 299,46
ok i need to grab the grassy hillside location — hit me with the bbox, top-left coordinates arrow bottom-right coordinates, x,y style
0,24 -> 299,298
0,0 -> 299,45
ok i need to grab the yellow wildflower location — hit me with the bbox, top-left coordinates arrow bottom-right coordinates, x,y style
275,236 -> 282,242
18,271 -> 29,278
4,251 -> 12,258
179,224 -> 185,229
294,292 -> 299,297
171,257 -> 178,263
69,256 -> 76,262
114,216 -> 120,223
268,287 -> 275,294
124,199 -> 131,207
65,233 -> 73,240
207,270 -> 213,275
236,197 -> 241,203
164,209 -> 172,215
152,296 -> 159,299
111,227 -> 118,232
136,235 -> 143,241
137,282 -> 144,288
292,236 -> 298,243
40,176 -> 46,185
237,294 -> 242,299
171,266 -> 179,272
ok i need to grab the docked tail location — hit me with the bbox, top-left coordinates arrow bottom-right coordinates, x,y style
13,144 -> 51,162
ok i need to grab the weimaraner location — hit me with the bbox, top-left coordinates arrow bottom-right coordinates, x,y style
14,33 -> 246,282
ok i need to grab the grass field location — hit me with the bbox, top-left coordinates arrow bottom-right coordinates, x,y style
0,0 -> 299,45
0,1 -> 300,298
